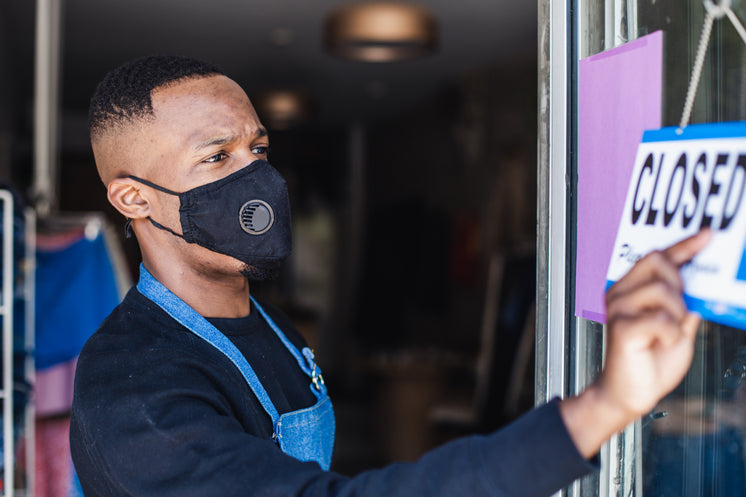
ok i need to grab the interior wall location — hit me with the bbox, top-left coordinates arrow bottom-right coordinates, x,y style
0,21 -> 13,184
327,54 -> 538,473
0,1 -> 34,194
355,56 -> 537,354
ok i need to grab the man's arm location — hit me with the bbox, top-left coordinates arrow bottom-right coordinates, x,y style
559,229 -> 712,458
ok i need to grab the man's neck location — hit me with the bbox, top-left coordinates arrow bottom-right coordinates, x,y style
140,258 -> 251,318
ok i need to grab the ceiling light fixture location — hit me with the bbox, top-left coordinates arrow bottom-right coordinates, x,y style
251,89 -> 315,130
323,1 -> 438,62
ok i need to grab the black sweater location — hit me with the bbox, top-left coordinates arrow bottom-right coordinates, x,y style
70,287 -> 595,497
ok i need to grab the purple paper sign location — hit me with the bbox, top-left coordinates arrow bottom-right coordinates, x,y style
575,31 -> 663,322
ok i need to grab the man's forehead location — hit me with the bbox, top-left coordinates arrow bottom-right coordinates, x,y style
148,75 -> 264,141
151,75 -> 254,116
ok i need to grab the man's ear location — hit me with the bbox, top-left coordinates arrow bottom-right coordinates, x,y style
107,178 -> 151,219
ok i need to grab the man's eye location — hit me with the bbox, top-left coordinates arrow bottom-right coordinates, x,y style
252,145 -> 270,156
204,153 -> 228,163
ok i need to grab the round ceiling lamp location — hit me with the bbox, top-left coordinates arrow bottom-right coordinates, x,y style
251,89 -> 315,130
323,1 -> 438,62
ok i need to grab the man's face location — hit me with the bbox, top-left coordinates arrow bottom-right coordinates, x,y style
129,75 -> 275,277
146,74 -> 269,192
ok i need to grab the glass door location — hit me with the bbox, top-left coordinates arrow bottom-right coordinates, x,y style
539,0 -> 746,495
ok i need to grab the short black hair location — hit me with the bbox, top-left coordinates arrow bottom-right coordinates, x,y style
88,55 -> 224,138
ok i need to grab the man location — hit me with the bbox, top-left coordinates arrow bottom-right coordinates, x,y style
70,55 -> 711,496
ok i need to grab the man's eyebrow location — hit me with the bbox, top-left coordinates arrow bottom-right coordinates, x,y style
193,128 -> 269,151
194,136 -> 236,151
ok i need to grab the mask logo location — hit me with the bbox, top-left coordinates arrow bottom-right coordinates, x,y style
240,200 -> 274,235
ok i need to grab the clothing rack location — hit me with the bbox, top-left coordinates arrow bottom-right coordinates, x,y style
0,190 -> 14,495
36,212 -> 103,238
0,191 -> 36,497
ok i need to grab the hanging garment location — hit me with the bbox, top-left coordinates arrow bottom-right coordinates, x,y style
34,225 -> 123,497
35,229 -> 120,371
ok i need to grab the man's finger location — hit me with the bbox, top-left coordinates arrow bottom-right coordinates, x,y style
607,229 -> 711,300
680,312 -> 702,339
661,228 -> 712,267
609,310 -> 682,348
607,280 -> 689,325
607,251 -> 683,301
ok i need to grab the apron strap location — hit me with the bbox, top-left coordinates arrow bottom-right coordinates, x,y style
251,297 -> 327,396
137,264 -> 281,423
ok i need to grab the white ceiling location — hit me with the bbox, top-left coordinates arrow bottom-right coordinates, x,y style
7,0 -> 537,130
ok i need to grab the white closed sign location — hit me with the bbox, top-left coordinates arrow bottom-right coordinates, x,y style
606,122 -> 746,330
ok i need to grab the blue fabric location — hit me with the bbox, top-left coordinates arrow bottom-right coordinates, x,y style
277,395 -> 335,471
69,461 -> 85,497
35,233 -> 120,370
137,264 -> 335,469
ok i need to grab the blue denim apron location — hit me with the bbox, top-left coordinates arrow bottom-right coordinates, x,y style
136,264 -> 335,470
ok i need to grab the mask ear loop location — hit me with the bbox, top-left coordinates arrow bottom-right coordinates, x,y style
124,216 -> 184,240
678,0 -> 746,133
126,175 -> 187,239
128,175 -> 181,195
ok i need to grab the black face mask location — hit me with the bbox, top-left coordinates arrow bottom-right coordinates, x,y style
129,159 -> 292,268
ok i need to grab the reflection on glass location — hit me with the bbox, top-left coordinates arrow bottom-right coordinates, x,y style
643,324 -> 746,495
636,0 -> 746,494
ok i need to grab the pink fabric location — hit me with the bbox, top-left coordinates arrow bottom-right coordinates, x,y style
35,358 -> 77,417
35,229 -> 85,251
35,417 -> 73,497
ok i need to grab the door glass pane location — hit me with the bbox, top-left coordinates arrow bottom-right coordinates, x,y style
574,0 -> 746,495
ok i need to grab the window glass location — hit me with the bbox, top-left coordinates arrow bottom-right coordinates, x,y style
574,0 -> 746,495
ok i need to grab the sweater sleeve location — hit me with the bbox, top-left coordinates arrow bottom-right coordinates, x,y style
327,399 -> 598,497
